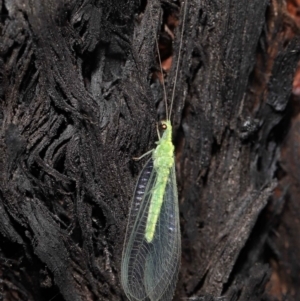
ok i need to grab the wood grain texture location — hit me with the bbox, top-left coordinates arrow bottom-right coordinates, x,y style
1,0 -> 300,300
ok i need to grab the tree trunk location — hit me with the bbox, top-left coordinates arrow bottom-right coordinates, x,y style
1,0 -> 300,300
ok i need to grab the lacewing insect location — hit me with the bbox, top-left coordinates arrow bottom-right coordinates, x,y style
121,1 -> 187,300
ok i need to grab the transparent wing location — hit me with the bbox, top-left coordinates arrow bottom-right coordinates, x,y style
121,158 -> 156,301
124,159 -> 155,246
121,162 -> 181,301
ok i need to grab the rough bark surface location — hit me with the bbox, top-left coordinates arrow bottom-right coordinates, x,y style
1,0 -> 300,301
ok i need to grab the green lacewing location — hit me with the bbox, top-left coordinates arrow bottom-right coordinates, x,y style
121,1 -> 187,300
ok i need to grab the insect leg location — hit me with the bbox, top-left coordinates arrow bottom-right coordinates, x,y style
156,122 -> 161,139
133,149 -> 154,161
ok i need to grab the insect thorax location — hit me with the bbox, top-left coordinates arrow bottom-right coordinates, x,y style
153,121 -> 174,170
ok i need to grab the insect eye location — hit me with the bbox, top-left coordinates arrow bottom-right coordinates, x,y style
161,123 -> 167,130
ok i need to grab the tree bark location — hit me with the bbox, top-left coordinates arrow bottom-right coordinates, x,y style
1,0 -> 300,300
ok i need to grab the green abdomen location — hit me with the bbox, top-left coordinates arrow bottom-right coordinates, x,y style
144,152 -> 174,242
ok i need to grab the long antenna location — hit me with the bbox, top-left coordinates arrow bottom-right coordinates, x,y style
149,2 -> 169,120
169,0 -> 188,121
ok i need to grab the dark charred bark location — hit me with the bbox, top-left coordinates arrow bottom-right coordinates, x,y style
1,0 -> 300,300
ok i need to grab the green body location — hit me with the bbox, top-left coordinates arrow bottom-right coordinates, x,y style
145,120 -> 174,242
121,118 -> 180,301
